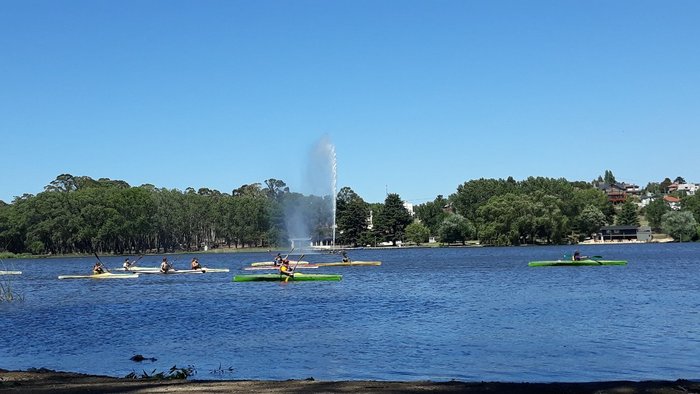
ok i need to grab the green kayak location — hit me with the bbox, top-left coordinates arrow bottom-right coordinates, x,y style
233,273 -> 342,282
529,259 -> 627,267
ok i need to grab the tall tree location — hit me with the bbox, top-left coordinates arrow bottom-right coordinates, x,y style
616,200 -> 639,226
603,170 -> 617,185
336,187 -> 369,247
374,193 -> 412,245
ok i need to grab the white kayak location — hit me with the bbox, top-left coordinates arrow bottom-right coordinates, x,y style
136,268 -> 230,274
58,272 -> 139,279
118,266 -> 229,273
316,261 -> 382,267
243,265 -> 319,271
250,260 -> 310,267
0,270 -> 22,275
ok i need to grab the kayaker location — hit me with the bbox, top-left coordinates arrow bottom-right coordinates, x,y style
572,251 -> 588,261
279,259 -> 294,278
273,253 -> 283,266
191,257 -> 202,270
93,262 -> 105,275
341,251 -> 351,263
123,258 -> 133,270
160,257 -> 172,273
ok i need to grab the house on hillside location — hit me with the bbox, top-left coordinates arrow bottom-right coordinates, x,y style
674,183 -> 699,196
598,183 -> 627,204
663,195 -> 681,210
621,182 -> 641,195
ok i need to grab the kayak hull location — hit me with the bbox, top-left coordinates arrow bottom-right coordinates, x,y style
243,265 -> 319,271
316,261 -> 382,267
529,260 -> 627,267
250,260 -> 310,267
233,273 -> 342,282
119,266 -> 229,273
0,270 -> 22,275
58,272 -> 140,279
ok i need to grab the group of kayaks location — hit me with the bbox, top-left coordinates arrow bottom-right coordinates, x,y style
233,258 -> 382,282
57,265 -> 230,280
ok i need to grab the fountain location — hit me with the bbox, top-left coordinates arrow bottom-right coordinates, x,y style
287,135 -> 337,250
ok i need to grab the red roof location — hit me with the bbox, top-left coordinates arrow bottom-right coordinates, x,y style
663,195 -> 680,203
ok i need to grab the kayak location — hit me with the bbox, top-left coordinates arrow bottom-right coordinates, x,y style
137,269 -> 204,275
250,260 -> 310,267
528,259 -> 628,267
0,270 -> 22,275
58,272 -> 140,279
118,266 -> 229,273
233,273 -> 342,282
316,261 -> 382,267
243,265 -> 319,271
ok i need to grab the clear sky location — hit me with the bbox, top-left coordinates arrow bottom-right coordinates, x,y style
2,1 -> 698,204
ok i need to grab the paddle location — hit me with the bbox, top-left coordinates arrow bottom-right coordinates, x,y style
589,255 -> 603,265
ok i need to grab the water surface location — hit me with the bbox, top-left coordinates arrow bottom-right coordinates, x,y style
1,243 -> 699,382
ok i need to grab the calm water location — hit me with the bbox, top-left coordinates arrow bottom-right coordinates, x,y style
1,243 -> 699,382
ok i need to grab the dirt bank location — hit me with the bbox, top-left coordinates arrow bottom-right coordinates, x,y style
1,369 -> 698,393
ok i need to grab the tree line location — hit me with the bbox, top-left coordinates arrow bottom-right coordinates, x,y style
1,172 -> 699,256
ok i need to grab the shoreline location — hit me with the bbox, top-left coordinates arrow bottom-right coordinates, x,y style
1,370 -> 699,393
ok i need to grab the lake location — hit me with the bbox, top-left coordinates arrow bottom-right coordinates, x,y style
1,243 -> 699,382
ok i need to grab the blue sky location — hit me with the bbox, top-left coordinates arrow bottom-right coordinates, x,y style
2,1 -> 698,204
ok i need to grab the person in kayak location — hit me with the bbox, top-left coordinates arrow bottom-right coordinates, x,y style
572,250 -> 588,261
160,257 -> 172,273
191,257 -> 202,270
273,253 -> 283,266
93,262 -> 105,274
341,251 -> 351,263
123,258 -> 133,270
279,258 -> 294,278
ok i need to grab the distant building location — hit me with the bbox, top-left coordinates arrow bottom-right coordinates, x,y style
403,202 -> 415,216
675,183 -> 699,196
599,225 -> 652,242
598,183 -> 627,204
663,195 -> 681,210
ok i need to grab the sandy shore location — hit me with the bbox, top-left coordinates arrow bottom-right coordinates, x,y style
1,369 -> 698,393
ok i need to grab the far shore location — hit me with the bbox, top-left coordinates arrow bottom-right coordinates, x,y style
1,369 -> 699,394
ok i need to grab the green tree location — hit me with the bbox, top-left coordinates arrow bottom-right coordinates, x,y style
661,211 -> 697,242
404,221 -> 430,244
603,170 -> 617,185
336,187 -> 370,247
414,195 -> 449,236
438,214 -> 474,245
616,200 -> 639,226
660,178 -> 673,193
681,194 -> 700,224
451,178 -> 518,223
643,198 -> 671,229
374,193 -> 412,245
576,205 -> 607,239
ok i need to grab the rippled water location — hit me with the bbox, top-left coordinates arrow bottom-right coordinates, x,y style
1,243 -> 699,382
